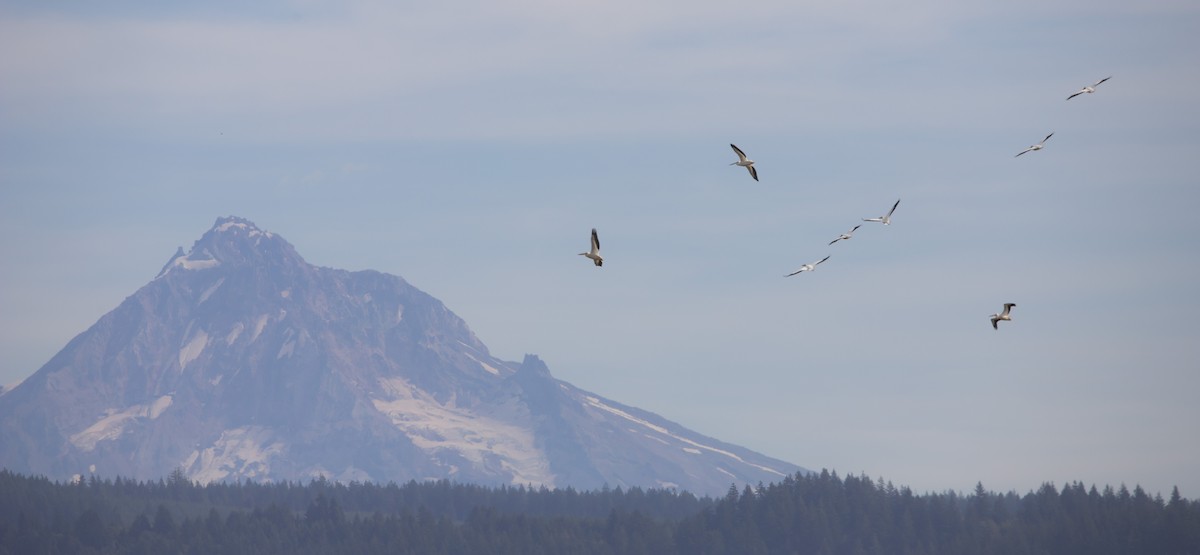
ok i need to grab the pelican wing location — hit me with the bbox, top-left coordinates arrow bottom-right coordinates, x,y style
887,199 -> 901,217
1015,147 -> 1032,157
590,228 -> 600,252
1041,132 -> 1054,144
1093,76 -> 1111,87
747,165 -> 759,181
1066,90 -> 1085,100
830,229 -> 856,245
730,143 -> 748,161
815,255 -> 830,266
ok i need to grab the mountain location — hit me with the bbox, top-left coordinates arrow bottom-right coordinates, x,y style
0,217 -> 805,496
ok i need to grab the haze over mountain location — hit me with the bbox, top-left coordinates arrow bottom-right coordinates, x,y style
0,217 -> 803,495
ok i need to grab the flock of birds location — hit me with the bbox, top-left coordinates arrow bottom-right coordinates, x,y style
579,76 -> 1113,331
783,197 -> 899,278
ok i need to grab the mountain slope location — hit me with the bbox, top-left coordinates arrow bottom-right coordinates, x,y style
0,217 -> 805,495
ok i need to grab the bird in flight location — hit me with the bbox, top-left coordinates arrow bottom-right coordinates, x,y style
785,255 -> 830,277
729,144 -> 758,181
829,225 -> 861,245
990,303 -> 1016,330
1015,133 -> 1054,157
579,228 -> 603,267
862,199 -> 901,225
1066,76 -> 1111,100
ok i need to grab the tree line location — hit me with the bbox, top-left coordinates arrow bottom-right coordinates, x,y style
0,468 -> 1196,554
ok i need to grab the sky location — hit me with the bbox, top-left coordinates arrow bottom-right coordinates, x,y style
2,0 -> 1198,497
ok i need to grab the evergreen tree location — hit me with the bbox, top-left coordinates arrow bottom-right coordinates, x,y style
74,508 -> 110,549
152,504 -> 175,535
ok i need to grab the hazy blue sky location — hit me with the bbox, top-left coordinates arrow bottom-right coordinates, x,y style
3,0 -> 1198,497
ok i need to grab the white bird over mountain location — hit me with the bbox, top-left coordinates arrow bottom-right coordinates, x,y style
829,225 -> 862,245
1015,133 -> 1054,157
990,303 -> 1016,330
579,228 -> 603,267
1066,76 -> 1111,100
862,199 -> 901,225
785,255 -> 830,277
729,144 -> 758,182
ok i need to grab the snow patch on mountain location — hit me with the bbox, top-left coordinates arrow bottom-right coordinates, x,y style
69,395 -> 174,451
172,248 -> 220,271
277,328 -> 297,359
583,395 -> 786,478
173,258 -> 219,271
212,218 -> 275,239
183,426 -> 285,484
148,395 -> 172,418
371,377 -> 553,486
216,220 -> 265,236
226,323 -> 244,345
307,465 -> 372,483
463,352 -> 501,376
645,434 -> 670,446
251,314 -> 270,342
198,277 -> 225,304
584,396 -> 669,435
179,330 -> 208,370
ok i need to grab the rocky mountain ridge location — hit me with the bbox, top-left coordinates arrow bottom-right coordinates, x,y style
0,216 -> 805,495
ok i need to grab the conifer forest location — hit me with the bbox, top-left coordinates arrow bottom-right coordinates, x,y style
2,469 -> 1198,554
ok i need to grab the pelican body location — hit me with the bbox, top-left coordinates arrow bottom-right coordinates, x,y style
829,225 -> 861,245
786,255 -> 830,277
863,199 -> 901,225
990,303 -> 1016,330
1015,133 -> 1053,157
1067,76 -> 1111,100
729,144 -> 758,181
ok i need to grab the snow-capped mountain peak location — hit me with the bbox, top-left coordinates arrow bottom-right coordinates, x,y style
0,217 -> 806,496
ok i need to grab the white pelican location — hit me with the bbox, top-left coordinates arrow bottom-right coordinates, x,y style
990,303 -> 1016,330
829,225 -> 861,245
1015,132 -> 1053,157
579,228 -> 603,267
729,144 -> 758,181
785,255 -> 830,277
862,199 -> 901,225
1066,76 -> 1111,100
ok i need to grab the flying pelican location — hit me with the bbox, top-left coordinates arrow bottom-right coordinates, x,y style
1015,132 -> 1053,157
578,228 -> 603,267
785,255 -> 830,277
829,225 -> 861,245
862,199 -> 901,225
1066,76 -> 1111,100
989,303 -> 1016,330
729,144 -> 758,181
